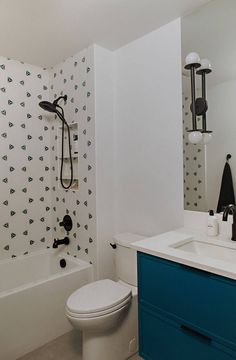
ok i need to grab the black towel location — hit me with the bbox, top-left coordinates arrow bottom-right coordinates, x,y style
217,162 -> 235,213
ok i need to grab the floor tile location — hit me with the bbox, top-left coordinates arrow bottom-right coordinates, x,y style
18,330 -> 143,360
17,331 -> 82,360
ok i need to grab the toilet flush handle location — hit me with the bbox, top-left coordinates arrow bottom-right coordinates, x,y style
110,243 -> 117,249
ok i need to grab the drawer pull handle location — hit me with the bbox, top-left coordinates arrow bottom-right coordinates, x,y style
180,325 -> 212,344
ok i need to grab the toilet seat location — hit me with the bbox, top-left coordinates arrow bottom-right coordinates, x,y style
66,279 -> 132,318
66,296 -> 131,319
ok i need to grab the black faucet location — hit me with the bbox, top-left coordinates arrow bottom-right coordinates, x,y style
222,204 -> 236,241
53,237 -> 70,248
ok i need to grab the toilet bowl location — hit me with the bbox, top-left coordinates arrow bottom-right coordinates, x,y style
66,233 -> 145,360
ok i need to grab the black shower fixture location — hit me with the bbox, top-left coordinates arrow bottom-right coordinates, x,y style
38,101 -> 58,113
196,60 -> 212,135
39,95 -> 74,189
39,95 -> 68,115
59,215 -> 73,232
184,53 -> 212,145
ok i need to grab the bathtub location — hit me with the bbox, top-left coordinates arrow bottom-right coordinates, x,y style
0,249 -> 93,360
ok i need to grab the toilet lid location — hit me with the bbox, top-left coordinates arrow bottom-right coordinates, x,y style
66,279 -> 131,315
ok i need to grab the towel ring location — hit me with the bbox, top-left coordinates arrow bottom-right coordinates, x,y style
226,154 -> 232,162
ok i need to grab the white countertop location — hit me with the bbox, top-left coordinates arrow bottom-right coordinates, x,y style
131,227 -> 236,280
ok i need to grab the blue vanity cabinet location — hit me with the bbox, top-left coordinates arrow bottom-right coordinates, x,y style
137,252 -> 236,360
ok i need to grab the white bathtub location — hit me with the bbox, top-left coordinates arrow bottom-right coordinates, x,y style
0,249 -> 93,360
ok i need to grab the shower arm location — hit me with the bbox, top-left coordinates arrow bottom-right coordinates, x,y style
53,95 -> 67,106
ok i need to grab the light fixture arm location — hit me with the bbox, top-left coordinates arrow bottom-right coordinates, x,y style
190,65 -> 197,130
201,72 -> 207,132
184,52 -> 201,133
196,61 -> 212,134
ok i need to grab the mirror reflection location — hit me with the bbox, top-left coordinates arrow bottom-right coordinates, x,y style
182,0 -> 236,212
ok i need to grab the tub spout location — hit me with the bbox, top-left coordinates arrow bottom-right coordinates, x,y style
53,237 -> 70,248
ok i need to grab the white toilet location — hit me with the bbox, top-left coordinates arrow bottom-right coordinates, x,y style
65,233 -> 145,360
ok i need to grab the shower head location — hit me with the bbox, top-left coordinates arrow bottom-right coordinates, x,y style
39,94 -> 73,189
39,95 -> 67,114
39,101 -> 57,113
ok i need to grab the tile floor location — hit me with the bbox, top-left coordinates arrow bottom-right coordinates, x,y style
18,331 -> 142,360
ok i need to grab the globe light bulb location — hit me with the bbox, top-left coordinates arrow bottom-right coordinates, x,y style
203,133 -> 212,144
200,58 -> 212,71
188,131 -> 202,144
185,52 -> 201,66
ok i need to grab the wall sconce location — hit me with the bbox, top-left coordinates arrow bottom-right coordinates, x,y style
184,53 -> 213,144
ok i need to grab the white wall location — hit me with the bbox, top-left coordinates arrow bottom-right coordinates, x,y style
113,18 -> 184,236
207,79 -> 236,211
94,45 -> 116,279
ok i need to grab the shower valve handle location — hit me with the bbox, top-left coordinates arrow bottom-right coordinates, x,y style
59,215 -> 73,232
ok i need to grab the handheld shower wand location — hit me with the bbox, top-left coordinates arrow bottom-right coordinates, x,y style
39,95 -> 74,190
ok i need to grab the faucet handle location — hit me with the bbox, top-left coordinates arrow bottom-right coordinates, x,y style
59,215 -> 73,232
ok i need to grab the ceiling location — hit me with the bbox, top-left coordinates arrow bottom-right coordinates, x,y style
182,0 -> 236,87
0,0 -> 210,68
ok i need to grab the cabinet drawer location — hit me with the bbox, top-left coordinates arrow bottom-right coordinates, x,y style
139,306 -> 235,360
138,252 -> 236,348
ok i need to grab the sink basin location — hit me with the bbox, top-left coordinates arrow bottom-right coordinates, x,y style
172,240 -> 236,264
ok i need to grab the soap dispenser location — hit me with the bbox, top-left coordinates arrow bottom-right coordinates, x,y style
207,210 -> 219,236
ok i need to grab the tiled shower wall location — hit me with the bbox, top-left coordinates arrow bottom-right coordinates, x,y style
0,57 -> 52,259
182,77 -> 206,212
0,49 -> 97,267
49,48 -> 97,268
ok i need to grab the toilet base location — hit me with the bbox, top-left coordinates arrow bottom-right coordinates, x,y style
82,297 -> 138,360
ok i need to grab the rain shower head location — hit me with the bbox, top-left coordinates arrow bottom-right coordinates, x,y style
39,101 -> 57,113
39,95 -> 67,114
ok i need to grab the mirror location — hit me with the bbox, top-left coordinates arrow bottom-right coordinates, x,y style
182,0 -> 236,212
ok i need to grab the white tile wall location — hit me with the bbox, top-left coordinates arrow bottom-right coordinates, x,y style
0,57 -> 52,259
49,48 -> 97,268
0,50 -> 97,267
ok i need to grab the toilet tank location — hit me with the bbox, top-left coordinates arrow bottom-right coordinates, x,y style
113,233 -> 146,287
